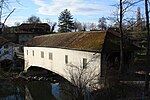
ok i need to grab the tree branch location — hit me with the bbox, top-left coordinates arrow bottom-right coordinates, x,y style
2,8 -> 15,30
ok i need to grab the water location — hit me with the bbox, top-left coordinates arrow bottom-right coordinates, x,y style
0,80 -> 61,100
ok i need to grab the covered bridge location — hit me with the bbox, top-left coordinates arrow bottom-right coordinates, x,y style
24,29 -> 139,82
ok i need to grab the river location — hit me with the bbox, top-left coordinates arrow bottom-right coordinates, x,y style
0,79 -> 67,100
0,66 -> 89,100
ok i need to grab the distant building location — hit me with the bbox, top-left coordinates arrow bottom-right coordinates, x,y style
0,37 -> 15,61
3,23 -> 50,44
18,23 -> 50,33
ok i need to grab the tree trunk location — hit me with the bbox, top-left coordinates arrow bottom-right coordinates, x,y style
119,0 -> 124,78
145,0 -> 150,96
0,0 -> 4,34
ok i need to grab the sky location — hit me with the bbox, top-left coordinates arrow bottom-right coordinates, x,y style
2,0 -> 145,26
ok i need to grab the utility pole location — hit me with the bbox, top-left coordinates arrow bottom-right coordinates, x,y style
145,0 -> 150,96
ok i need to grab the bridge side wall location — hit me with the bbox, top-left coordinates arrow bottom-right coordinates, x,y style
24,47 -> 101,81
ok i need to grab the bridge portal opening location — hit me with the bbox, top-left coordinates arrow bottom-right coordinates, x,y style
27,66 -> 54,77
26,66 -> 66,82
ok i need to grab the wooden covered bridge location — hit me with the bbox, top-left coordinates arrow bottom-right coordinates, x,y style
24,29 -> 139,83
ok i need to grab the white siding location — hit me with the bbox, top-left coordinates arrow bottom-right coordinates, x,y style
24,47 -> 101,81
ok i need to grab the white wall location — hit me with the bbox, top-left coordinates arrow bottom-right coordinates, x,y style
24,47 -> 101,81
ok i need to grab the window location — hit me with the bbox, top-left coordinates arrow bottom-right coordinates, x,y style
41,51 -> 44,58
83,58 -> 87,68
49,52 -> 53,60
32,50 -> 34,56
65,55 -> 68,64
27,50 -> 28,55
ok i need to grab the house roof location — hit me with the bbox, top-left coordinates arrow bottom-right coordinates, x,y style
26,31 -> 106,52
0,37 -> 10,46
19,23 -> 50,29
18,23 -> 50,33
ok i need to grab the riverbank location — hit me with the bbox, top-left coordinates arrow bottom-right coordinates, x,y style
0,67 -> 150,100
0,69 -> 17,79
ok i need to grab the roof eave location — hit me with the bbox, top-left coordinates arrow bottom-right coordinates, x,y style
24,45 -> 102,53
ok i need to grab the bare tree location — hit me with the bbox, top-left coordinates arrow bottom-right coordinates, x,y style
74,19 -> 78,32
88,22 -> 97,31
61,54 -> 101,100
136,7 -> 142,31
50,22 -> 57,33
109,0 -> 143,30
119,0 -> 124,78
111,0 -> 143,77
0,0 -> 19,33
14,22 -> 21,26
145,0 -> 150,96
80,22 -> 97,31
82,23 -> 87,31
98,17 -> 107,30
26,15 -> 41,24
74,20 -> 83,32
46,19 -> 57,33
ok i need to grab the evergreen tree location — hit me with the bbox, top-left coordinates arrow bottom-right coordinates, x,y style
58,9 -> 74,32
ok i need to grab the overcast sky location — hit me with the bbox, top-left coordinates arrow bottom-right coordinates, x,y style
2,0 -> 144,26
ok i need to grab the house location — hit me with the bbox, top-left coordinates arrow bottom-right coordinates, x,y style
24,29 -> 139,83
18,23 -> 50,33
17,23 -> 50,44
0,37 -> 15,62
0,37 -> 25,71
16,32 -> 49,44
2,23 -> 50,44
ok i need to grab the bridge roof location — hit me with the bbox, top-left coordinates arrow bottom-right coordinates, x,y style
26,31 -> 106,52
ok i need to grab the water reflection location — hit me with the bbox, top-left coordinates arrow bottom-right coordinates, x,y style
51,83 -> 60,100
25,81 -> 56,100
0,80 -> 25,100
0,80 -> 59,100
